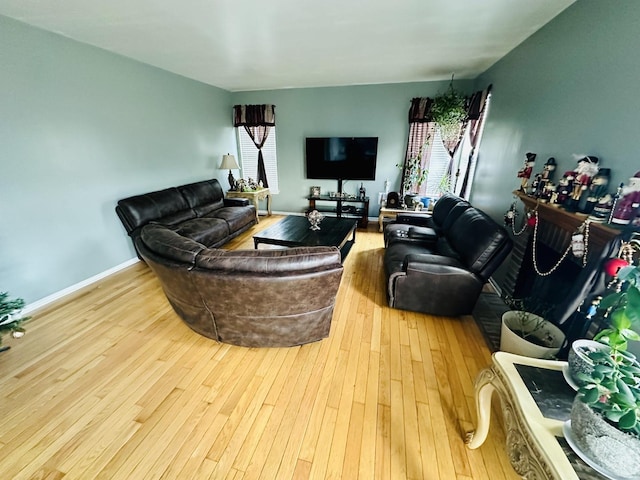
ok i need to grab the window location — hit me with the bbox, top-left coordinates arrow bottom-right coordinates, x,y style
236,127 -> 280,194
424,128 -> 452,196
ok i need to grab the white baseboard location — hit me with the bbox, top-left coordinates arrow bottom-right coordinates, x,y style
24,257 -> 140,314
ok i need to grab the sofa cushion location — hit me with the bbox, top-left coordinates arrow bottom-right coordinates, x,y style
178,180 -> 225,213
149,209 -> 196,227
139,224 -> 205,264
446,208 -> 510,279
175,217 -> 230,246
117,187 -> 190,235
208,206 -> 256,232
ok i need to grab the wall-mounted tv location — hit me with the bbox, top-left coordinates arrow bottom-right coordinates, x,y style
305,137 -> 378,181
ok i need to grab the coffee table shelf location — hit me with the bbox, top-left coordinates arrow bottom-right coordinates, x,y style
307,195 -> 369,228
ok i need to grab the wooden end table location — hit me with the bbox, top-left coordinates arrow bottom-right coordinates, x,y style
466,352 -> 606,479
226,188 -> 272,223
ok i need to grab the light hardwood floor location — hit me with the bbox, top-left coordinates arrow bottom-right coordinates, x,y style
0,216 -> 519,479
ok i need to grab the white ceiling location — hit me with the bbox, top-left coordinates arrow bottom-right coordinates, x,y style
0,0 -> 575,92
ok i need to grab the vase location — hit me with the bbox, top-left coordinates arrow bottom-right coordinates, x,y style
499,311 -> 565,359
307,210 -> 323,230
569,398 -> 640,478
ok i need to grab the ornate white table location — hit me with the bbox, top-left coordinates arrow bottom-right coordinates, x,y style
466,352 -> 605,480
226,188 -> 272,223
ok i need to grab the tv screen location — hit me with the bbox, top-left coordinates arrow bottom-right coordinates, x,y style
305,137 -> 378,180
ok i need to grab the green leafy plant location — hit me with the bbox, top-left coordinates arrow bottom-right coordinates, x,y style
0,292 -> 30,348
595,265 -> 640,353
430,82 -> 467,141
396,137 -> 429,195
575,264 -> 640,437
577,349 -> 640,437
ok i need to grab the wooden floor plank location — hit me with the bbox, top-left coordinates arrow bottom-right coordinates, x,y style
0,217 -> 519,479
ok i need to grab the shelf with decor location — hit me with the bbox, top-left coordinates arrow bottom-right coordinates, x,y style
307,195 -> 369,229
514,191 -> 619,251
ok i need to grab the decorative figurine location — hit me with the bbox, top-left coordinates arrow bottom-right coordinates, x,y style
568,155 -> 599,209
611,171 -> 640,224
307,209 -> 324,230
517,152 -> 536,192
584,168 -> 610,214
542,157 -> 557,181
555,171 -> 575,206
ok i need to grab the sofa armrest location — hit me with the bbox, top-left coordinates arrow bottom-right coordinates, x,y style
389,254 -> 484,316
224,197 -> 250,207
395,213 -> 433,227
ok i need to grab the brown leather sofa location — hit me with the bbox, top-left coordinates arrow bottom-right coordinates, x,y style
116,178 -> 256,253
384,195 -> 512,316
135,223 -> 344,347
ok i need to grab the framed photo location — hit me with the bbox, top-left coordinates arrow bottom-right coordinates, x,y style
310,186 -> 321,197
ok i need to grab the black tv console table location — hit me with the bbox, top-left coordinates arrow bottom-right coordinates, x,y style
307,195 -> 369,228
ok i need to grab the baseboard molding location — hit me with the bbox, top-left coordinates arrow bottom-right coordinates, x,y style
24,257 -> 140,314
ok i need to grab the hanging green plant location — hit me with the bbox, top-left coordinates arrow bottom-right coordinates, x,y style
431,80 -> 467,140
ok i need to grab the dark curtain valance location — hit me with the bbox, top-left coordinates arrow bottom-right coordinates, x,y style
408,84 -> 492,124
233,104 -> 276,127
408,98 -> 435,123
466,84 -> 492,121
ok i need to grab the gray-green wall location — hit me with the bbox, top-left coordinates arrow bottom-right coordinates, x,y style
5,0 -> 637,310
1,15 -> 235,304
473,0 -> 640,219
233,81 -> 474,214
2,14 -> 472,306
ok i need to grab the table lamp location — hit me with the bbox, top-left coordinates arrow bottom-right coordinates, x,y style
220,154 -> 240,189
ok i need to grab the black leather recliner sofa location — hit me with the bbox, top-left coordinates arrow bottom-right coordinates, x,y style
384,194 -> 512,316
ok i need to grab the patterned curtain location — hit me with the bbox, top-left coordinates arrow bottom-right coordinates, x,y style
233,104 -> 276,187
458,85 -> 492,198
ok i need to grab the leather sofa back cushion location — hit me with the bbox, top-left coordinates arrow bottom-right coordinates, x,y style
140,224 -> 205,264
432,192 -> 466,226
447,208 -> 508,276
178,180 -> 225,214
118,187 -> 190,233
196,247 -> 342,274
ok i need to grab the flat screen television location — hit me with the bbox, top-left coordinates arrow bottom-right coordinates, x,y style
305,137 -> 378,183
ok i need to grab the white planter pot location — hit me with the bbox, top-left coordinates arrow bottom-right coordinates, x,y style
567,339 -> 608,388
500,311 -> 565,359
570,398 -> 640,478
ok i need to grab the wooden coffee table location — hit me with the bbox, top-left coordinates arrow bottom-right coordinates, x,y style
253,215 -> 357,261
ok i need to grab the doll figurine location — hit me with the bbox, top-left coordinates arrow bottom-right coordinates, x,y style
570,155 -> 599,201
517,152 -> 536,192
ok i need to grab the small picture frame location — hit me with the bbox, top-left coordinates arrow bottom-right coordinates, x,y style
310,186 -> 321,197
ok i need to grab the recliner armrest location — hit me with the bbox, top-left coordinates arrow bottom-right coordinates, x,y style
224,197 -> 250,207
395,213 -> 433,227
402,253 -> 465,272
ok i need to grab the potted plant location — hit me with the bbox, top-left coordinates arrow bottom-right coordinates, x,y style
396,138 -> 429,205
430,80 -> 467,142
0,291 -> 30,353
499,296 -> 566,359
568,260 -> 640,386
567,263 -> 640,477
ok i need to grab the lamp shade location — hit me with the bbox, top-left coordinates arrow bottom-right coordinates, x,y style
220,154 -> 239,170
